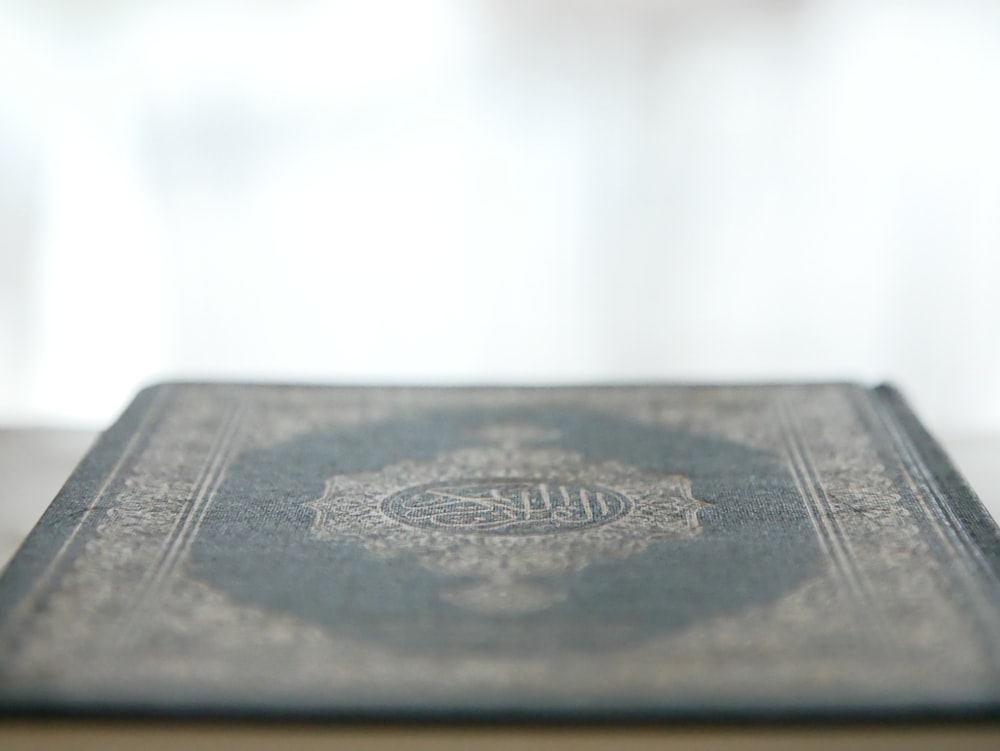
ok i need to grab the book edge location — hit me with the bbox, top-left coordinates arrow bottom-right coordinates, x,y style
869,383 -> 1000,585
0,718 -> 998,751
0,384 -> 174,645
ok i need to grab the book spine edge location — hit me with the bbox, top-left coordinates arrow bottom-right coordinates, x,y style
870,383 -> 1000,583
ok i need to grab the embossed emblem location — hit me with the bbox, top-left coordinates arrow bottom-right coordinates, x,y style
305,423 -> 712,614
382,479 -> 632,534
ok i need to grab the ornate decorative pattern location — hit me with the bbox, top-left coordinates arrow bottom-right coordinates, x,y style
305,424 -> 711,614
382,479 -> 632,534
5,385 -> 999,708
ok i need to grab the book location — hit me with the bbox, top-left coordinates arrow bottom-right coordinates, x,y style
1,383 -> 998,748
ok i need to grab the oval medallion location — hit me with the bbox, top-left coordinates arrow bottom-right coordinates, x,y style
382,479 -> 632,535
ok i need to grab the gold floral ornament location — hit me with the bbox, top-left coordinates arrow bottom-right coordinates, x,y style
305,424 -> 712,614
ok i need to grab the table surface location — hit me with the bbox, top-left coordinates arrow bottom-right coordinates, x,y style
1,428 -> 998,571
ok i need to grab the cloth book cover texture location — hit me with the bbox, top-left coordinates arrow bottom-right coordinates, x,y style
0,383 -> 998,721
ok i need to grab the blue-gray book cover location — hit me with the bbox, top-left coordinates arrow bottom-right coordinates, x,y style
1,383 -> 999,722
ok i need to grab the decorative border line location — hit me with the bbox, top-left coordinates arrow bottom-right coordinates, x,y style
111,403 -> 248,647
858,388 -> 1000,639
776,398 -> 890,644
0,386 -> 174,643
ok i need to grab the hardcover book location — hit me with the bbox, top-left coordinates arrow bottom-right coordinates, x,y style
1,383 -> 999,747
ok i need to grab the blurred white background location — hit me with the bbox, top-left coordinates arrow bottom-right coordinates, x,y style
1,0 -> 998,432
